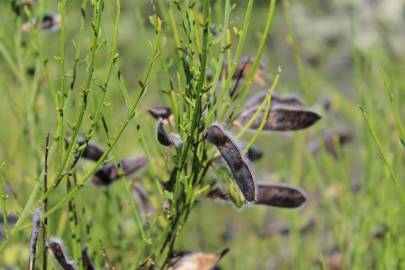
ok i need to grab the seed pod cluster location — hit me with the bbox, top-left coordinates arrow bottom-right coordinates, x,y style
47,237 -> 78,270
168,248 -> 229,270
22,13 -> 62,33
92,156 -> 148,186
204,124 -> 256,202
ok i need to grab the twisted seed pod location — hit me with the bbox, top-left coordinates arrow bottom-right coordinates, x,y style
204,124 -> 256,202
92,156 -> 148,186
157,119 -> 183,148
256,183 -> 307,208
47,237 -> 78,270
235,106 -> 321,131
168,248 -> 229,270
28,209 -> 41,270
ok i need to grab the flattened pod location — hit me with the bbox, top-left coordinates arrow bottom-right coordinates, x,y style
168,248 -> 229,270
47,237 -> 78,270
92,156 -> 148,186
204,124 -> 256,202
235,106 -> 321,131
256,183 -> 307,208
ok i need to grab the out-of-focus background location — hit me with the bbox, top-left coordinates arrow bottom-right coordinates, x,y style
0,0 -> 404,269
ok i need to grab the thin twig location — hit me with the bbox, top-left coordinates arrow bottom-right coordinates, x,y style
42,133 -> 50,270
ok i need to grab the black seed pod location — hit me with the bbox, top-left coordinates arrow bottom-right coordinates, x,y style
256,183 -> 307,208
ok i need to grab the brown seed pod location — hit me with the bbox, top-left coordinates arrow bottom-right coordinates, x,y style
47,237 -> 78,270
28,209 -> 41,270
256,183 -> 307,208
156,119 -> 183,148
203,124 -> 256,202
219,57 -> 266,86
168,248 -> 229,270
235,106 -> 321,132
22,13 -> 62,33
92,156 -> 148,186
72,136 -> 104,162
81,247 -> 95,270
244,92 -> 306,110
147,106 -> 175,126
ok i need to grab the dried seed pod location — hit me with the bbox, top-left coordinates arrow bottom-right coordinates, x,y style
22,13 -> 62,33
157,119 -> 183,148
82,247 -> 96,270
47,237 -> 78,270
147,106 -> 175,126
133,184 -> 154,219
71,136 -> 105,162
220,57 -> 266,86
235,106 -> 321,132
246,144 -> 263,162
92,156 -> 148,186
256,183 -> 307,208
168,249 -> 229,270
29,209 -> 41,270
204,124 -> 256,202
244,92 -> 306,110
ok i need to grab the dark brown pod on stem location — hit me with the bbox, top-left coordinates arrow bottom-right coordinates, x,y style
82,247 -> 96,270
92,156 -> 148,186
74,136 -> 105,162
147,106 -> 175,126
168,248 -> 229,270
47,237 -> 78,270
246,145 -> 263,162
235,106 -> 321,132
204,124 -> 256,202
256,183 -> 307,208
157,119 -> 183,148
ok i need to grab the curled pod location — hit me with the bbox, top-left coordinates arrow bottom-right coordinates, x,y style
22,13 -> 62,33
47,237 -> 78,270
204,124 -> 256,202
147,106 -> 175,126
256,183 -> 307,208
168,248 -> 229,270
92,156 -> 148,186
235,106 -> 321,132
156,119 -> 183,148
244,92 -> 306,110
81,247 -> 96,270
